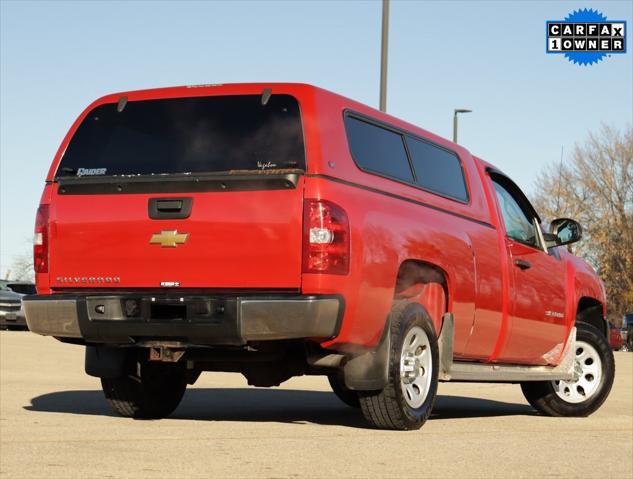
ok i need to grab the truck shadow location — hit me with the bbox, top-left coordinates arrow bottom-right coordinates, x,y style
24,388 -> 536,428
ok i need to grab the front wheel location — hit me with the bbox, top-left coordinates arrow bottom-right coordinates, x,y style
521,323 -> 615,417
101,359 -> 187,419
358,301 -> 439,430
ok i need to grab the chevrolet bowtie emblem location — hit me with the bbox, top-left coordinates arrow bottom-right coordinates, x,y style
149,230 -> 189,248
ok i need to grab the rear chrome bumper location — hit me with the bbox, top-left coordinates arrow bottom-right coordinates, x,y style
23,294 -> 342,345
23,299 -> 80,337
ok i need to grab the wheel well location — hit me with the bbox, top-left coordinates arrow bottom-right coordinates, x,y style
576,297 -> 606,337
394,260 -> 448,333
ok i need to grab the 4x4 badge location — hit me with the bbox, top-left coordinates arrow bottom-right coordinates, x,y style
150,230 -> 189,248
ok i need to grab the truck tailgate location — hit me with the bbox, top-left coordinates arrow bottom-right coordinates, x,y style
49,181 -> 304,289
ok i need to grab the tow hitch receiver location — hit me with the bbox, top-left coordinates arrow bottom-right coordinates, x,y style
147,342 -> 186,363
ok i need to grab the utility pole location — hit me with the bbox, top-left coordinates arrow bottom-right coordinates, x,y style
379,0 -> 389,112
453,109 -> 472,143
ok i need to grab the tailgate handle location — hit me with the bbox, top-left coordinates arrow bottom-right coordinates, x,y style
148,198 -> 193,219
157,200 -> 183,211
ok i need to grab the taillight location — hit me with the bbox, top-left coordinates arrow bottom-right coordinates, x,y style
302,199 -> 350,275
34,205 -> 49,273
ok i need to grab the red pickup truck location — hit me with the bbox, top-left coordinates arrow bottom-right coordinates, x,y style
24,83 -> 614,430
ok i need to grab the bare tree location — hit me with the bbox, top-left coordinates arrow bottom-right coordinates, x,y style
9,252 -> 34,282
533,125 -> 633,324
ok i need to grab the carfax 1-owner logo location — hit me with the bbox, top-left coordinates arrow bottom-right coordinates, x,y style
546,9 -> 627,65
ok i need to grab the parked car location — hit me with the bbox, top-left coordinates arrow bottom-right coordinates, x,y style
0,287 -> 27,330
0,280 -> 36,296
0,280 -> 34,330
608,322 -> 624,350
622,313 -> 633,352
24,83 -> 614,430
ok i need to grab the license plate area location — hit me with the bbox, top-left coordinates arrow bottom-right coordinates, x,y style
150,301 -> 186,321
86,296 -> 229,323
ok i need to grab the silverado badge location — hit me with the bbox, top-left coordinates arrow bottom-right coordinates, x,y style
150,230 -> 189,248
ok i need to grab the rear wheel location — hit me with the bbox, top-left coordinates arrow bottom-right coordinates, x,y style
101,359 -> 187,419
521,323 -> 614,417
328,373 -> 360,408
358,301 -> 439,430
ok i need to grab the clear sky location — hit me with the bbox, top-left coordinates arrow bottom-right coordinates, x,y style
1,0 -> 632,278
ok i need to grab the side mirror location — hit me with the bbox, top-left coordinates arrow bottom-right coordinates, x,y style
549,218 -> 582,246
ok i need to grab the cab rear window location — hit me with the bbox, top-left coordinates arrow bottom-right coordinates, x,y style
57,94 -> 305,178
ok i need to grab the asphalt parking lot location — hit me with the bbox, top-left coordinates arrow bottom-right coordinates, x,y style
1,331 -> 631,479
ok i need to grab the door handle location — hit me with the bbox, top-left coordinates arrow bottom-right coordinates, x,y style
514,259 -> 531,270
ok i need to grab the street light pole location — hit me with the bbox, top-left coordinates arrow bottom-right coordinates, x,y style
453,108 -> 472,143
379,0 -> 389,112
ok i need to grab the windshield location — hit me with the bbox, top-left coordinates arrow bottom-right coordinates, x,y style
56,94 -> 305,178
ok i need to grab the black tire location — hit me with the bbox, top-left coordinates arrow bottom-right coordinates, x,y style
101,359 -> 187,419
358,301 -> 439,430
328,373 -> 360,408
521,322 -> 615,417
